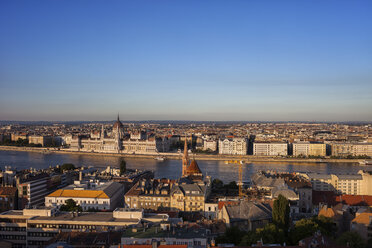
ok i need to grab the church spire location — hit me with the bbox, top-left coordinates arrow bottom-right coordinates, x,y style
182,136 -> 189,177
117,113 -> 120,121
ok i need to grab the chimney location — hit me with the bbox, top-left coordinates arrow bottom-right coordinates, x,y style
79,171 -> 83,181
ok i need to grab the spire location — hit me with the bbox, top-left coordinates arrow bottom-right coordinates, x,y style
182,136 -> 189,177
117,113 -> 120,121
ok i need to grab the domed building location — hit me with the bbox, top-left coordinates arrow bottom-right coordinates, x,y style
112,114 -> 124,139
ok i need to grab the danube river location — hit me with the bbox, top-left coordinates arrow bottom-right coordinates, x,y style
0,150 -> 366,183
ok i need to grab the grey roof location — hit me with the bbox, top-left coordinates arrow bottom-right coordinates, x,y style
336,174 -> 362,180
272,187 -> 299,199
171,183 -> 206,196
307,173 -> 331,180
225,202 -> 272,222
251,174 -> 285,188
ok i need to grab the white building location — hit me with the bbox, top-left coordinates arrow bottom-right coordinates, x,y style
253,142 -> 288,156
45,180 -> 124,211
218,138 -> 247,155
293,142 -> 326,157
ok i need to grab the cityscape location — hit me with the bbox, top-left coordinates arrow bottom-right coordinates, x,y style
1,1 -> 372,248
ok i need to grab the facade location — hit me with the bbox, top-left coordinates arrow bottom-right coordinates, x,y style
219,201 -> 272,231
306,171 -> 372,195
0,207 -> 165,248
218,138 -> 247,155
28,135 -> 52,146
203,140 -> 218,152
293,142 -> 326,157
69,115 -> 170,154
351,212 -> 372,241
331,142 -> 372,157
16,174 -> 49,208
253,142 -> 288,156
0,187 -> 18,212
46,181 -> 124,211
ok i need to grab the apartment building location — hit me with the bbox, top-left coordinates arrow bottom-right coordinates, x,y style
331,143 -> 372,157
306,171 -> 372,195
253,142 -> 288,156
293,142 -> 326,157
0,207 -> 165,248
218,138 -> 247,155
125,179 -> 209,212
45,181 -> 124,211
16,174 -> 49,208
0,187 -> 18,212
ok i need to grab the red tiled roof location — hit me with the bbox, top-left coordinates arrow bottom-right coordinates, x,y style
335,195 -> 372,206
123,245 -> 187,248
312,190 -> 337,206
218,201 -> 239,210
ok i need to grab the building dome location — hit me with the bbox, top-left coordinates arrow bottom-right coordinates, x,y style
113,114 -> 124,129
186,159 -> 202,175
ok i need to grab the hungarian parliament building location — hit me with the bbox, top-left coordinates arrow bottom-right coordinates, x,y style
65,116 -> 170,154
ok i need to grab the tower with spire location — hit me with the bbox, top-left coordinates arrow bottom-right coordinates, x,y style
182,137 -> 189,177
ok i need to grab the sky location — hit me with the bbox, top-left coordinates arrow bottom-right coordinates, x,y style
0,0 -> 371,122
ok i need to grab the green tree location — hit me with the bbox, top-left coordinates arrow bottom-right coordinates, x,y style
212,178 -> 224,190
119,158 -> 126,175
272,194 -> 290,231
60,163 -> 75,172
290,216 -> 336,244
216,226 -> 246,245
59,199 -> 83,212
240,231 -> 260,246
336,232 -> 366,248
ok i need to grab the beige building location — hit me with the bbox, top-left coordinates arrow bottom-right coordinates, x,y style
218,137 -> 247,155
306,170 -> 372,195
253,142 -> 288,156
293,142 -> 326,157
331,142 -> 372,157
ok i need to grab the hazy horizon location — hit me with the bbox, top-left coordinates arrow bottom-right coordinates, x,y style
1,1 -> 372,122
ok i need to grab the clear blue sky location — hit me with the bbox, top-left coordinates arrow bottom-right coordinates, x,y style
1,0 -> 371,121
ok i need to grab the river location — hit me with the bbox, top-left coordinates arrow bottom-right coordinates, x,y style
0,150 -> 366,183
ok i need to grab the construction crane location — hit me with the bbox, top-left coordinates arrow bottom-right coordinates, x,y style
229,158 -> 245,198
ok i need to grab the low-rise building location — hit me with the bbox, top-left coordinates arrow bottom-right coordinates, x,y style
0,207 -> 165,248
45,181 -> 124,211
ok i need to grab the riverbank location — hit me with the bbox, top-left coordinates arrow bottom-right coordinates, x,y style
0,145 -> 361,164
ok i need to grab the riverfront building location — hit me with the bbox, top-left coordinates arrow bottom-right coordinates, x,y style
331,143 -> 372,157
293,142 -> 327,157
218,137 -> 247,155
253,142 -> 288,156
67,115 -> 170,154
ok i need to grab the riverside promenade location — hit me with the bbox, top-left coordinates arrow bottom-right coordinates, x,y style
0,145 -> 361,164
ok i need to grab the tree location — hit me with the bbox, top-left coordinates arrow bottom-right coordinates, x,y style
215,226 -> 247,245
119,158 -> 126,175
290,216 -> 336,245
60,163 -> 75,172
59,199 -> 83,212
272,194 -> 290,231
212,178 -> 224,190
336,232 -> 366,248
